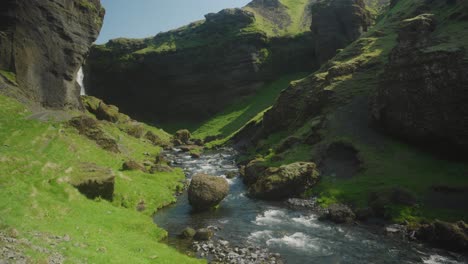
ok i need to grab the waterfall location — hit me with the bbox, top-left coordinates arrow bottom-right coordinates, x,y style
77,66 -> 86,95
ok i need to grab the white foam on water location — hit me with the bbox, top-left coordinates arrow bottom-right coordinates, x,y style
247,230 -> 274,243
220,175 -> 234,185
77,67 -> 86,95
291,214 -> 322,229
225,193 -> 245,201
422,255 -> 464,264
253,209 -> 287,226
266,232 -> 321,252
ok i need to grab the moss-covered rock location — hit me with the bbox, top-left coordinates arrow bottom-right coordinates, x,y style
122,160 -> 147,173
179,227 -> 197,239
174,129 -> 191,145
69,116 -> 120,153
82,96 -> 130,123
248,162 -> 320,200
188,174 -> 229,211
324,203 -> 356,224
416,220 -> 468,253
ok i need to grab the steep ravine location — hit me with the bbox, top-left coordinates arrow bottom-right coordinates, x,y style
83,0 -> 371,126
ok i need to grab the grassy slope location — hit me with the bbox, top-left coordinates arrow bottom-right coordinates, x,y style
244,0 -> 313,36
237,0 -> 468,222
158,73 -> 308,146
0,95 -> 202,263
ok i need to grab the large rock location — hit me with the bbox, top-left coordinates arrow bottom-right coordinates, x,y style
82,96 -> 130,123
248,162 -> 320,200
416,220 -> 468,253
174,129 -> 191,145
0,0 -> 104,108
372,13 -> 468,151
188,174 -> 229,211
324,204 -> 356,224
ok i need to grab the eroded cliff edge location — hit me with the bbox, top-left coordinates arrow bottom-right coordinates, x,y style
0,0 -> 104,109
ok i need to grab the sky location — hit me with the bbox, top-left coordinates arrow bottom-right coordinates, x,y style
96,0 -> 251,44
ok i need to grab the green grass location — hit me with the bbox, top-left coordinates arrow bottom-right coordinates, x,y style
0,95 -> 203,263
191,73 -> 308,140
0,70 -> 18,86
244,0 -> 313,36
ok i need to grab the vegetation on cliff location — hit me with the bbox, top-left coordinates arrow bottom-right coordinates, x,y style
233,0 -> 468,223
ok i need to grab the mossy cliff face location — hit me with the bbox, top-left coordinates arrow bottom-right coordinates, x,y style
85,0 -> 372,125
0,0 -> 104,108
233,0 -> 468,225
312,0 -> 372,64
85,7 -> 316,123
371,12 -> 468,151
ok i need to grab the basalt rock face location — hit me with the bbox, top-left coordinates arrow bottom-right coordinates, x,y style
249,0 -> 371,136
0,0 -> 104,108
311,0 -> 372,64
371,13 -> 468,151
85,7 -> 316,123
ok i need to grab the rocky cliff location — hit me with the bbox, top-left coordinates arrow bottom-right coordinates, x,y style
257,0 -> 372,135
0,0 -> 104,109
84,0 -> 374,125
312,0 -> 372,64
371,12 -> 468,151
84,4 -> 316,124
232,0 -> 468,230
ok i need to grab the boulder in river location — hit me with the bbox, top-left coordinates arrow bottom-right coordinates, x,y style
248,162 -> 319,200
194,228 -> 214,241
324,203 -> 356,224
174,129 -> 191,145
179,227 -> 197,239
416,220 -> 468,253
188,174 -> 229,211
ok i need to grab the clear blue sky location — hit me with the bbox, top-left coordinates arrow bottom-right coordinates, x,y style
96,0 -> 251,44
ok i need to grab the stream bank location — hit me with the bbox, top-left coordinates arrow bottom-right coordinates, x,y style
154,148 -> 467,264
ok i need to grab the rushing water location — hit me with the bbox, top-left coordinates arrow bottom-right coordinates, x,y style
153,148 -> 467,264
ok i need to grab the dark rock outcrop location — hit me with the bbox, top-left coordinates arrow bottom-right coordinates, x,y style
324,203 -> 356,223
122,160 -> 147,172
194,228 -> 214,241
372,13 -> 468,151
188,174 -> 229,211
69,116 -> 120,153
311,0 -> 372,64
82,96 -> 130,123
247,162 -> 320,200
0,0 -> 104,108
416,220 -> 468,253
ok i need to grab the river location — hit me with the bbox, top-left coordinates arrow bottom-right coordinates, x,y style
153,148 -> 467,264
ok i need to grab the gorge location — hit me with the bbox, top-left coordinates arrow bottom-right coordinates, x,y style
0,0 -> 468,263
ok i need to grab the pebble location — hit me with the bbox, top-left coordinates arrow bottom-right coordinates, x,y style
192,239 -> 283,264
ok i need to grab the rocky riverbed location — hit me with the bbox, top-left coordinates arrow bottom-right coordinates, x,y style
154,148 -> 467,264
